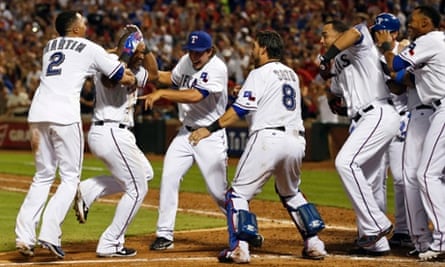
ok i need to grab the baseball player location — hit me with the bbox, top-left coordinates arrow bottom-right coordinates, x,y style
15,11 -> 135,259
73,26 -> 158,257
375,5 -> 445,261
370,13 -> 412,248
319,20 -> 399,255
190,30 -> 327,263
140,30 -> 229,250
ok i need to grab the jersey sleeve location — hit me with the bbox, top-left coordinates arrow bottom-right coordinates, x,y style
91,44 -> 124,79
135,66 -> 148,88
234,69 -> 261,111
193,58 -> 227,94
398,35 -> 434,68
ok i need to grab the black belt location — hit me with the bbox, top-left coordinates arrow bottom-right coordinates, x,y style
265,126 -> 285,131
433,99 -> 442,107
399,110 -> 407,116
416,104 -> 434,110
352,105 -> 374,122
264,126 -> 305,136
94,121 -> 131,129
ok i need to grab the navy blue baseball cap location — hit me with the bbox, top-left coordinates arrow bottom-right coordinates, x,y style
370,13 -> 400,32
183,31 -> 212,52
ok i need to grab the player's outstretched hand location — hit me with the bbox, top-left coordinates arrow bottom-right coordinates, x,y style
318,56 -> 335,80
138,91 -> 161,110
188,128 -> 211,146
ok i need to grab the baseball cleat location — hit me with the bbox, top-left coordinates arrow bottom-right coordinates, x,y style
419,248 -> 445,261
73,188 -> 88,224
218,246 -> 250,263
349,247 -> 390,257
356,224 -> 393,248
97,247 -> 137,257
302,247 -> 327,260
16,242 -> 34,257
150,237 -> 174,250
388,233 -> 413,248
39,240 -> 65,259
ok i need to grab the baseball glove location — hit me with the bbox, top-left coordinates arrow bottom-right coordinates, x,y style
328,96 -> 347,116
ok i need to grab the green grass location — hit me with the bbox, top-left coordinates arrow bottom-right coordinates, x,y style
0,150 -> 395,252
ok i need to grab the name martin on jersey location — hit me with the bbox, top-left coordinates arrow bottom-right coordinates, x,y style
43,38 -> 86,54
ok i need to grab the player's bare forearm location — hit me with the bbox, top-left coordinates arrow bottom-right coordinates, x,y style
156,89 -> 203,103
332,27 -> 361,51
189,107 -> 240,145
157,71 -> 173,86
144,51 -> 159,82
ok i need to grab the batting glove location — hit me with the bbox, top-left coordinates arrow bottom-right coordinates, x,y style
120,31 -> 143,63
319,56 -> 335,80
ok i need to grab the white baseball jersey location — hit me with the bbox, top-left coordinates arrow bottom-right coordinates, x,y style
92,54 -> 148,127
171,54 -> 228,127
399,31 -> 445,104
332,23 -> 390,116
28,36 -> 124,124
234,61 -> 304,134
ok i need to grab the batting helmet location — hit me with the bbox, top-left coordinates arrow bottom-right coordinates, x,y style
370,13 -> 401,32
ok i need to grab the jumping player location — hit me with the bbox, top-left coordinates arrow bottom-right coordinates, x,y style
140,31 -> 229,250
73,26 -> 159,257
375,5 -> 445,261
15,11 -> 135,259
319,20 -> 399,255
189,30 -> 327,263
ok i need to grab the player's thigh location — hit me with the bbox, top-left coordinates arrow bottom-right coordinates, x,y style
232,131 -> 283,200
51,123 -> 84,181
418,110 -> 445,179
29,123 -> 58,179
194,130 -> 228,183
162,132 -> 195,180
274,136 -> 305,197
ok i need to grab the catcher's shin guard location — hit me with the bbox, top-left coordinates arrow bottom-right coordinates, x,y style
225,190 -> 262,249
278,192 -> 325,239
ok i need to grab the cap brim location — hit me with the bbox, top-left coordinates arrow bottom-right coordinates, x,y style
182,45 -> 209,52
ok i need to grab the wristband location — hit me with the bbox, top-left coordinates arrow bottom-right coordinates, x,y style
323,45 -> 341,61
206,120 -> 222,133
380,42 -> 392,53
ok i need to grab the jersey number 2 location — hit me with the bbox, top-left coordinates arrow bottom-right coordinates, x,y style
282,84 -> 296,111
46,52 -> 65,76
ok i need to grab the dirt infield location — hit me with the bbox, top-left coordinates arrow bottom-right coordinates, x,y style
0,160 -> 441,266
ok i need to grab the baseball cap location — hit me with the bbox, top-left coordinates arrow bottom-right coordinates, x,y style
183,31 -> 212,52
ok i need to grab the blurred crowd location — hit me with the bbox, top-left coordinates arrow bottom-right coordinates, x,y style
0,0 -> 444,121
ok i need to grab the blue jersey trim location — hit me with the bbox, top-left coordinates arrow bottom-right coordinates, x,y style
393,55 -> 411,72
196,88 -> 209,98
110,66 -> 124,82
233,104 -> 249,117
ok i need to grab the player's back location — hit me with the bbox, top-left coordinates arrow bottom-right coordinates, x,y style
28,36 -> 122,124
241,61 -> 304,133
